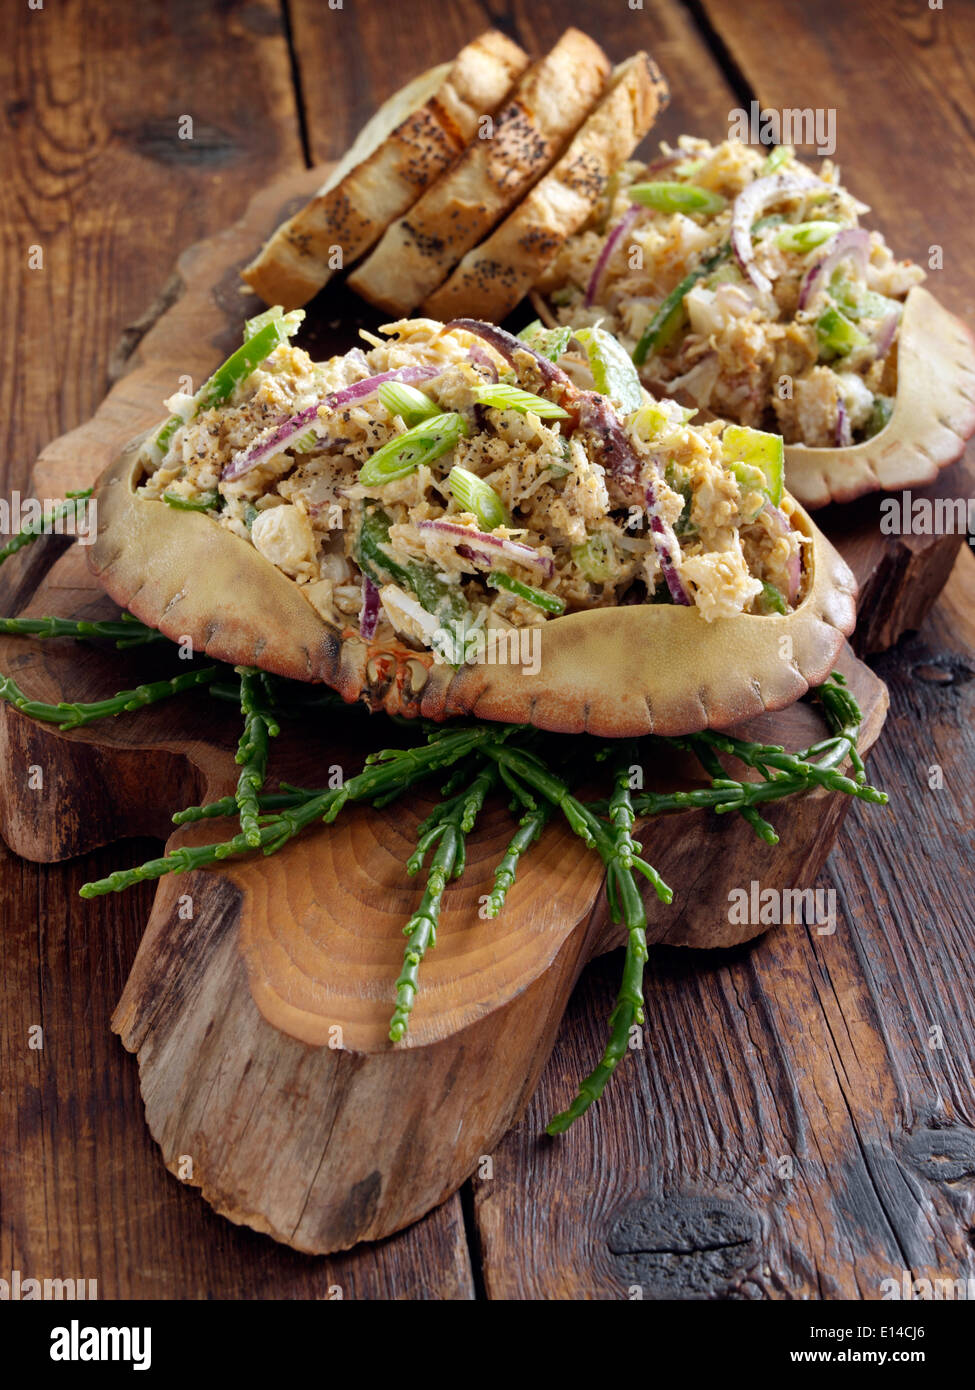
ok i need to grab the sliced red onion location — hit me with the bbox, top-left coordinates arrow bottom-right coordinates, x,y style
467,344 -> 499,382
873,309 -> 899,358
416,519 -> 554,576
835,400 -> 852,447
761,502 -> 801,605
585,205 -> 642,308
786,550 -> 801,605
359,574 -> 380,639
445,319 -> 576,397
646,483 -> 692,606
223,365 -> 439,481
731,173 -> 824,296
223,403 -> 319,482
797,227 -> 870,310
644,151 -> 683,175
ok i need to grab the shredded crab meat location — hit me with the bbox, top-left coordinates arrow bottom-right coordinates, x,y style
538,137 -> 923,446
137,317 -> 807,652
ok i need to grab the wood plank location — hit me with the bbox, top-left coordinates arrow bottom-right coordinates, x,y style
472,547 -> 975,1299
286,0 -> 739,161
2,0 -> 304,480
0,0 -> 474,1298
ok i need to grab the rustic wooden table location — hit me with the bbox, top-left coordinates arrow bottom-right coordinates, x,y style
2,0 -> 973,1300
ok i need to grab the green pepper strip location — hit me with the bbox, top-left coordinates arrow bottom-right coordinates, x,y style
162,490 -> 220,512
632,243 -> 731,365
356,507 -> 466,625
487,571 -> 565,615
153,318 -> 297,457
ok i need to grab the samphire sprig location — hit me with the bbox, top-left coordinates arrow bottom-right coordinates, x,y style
0,613 -> 887,1132
546,747 -> 652,1133
234,667 -> 281,847
389,761 -> 499,1041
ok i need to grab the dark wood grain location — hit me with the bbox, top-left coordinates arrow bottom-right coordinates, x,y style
0,0 -> 474,1300
1,0 -> 973,1297
471,553 -> 975,1301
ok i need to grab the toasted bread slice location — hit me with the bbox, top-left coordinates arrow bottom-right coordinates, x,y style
424,54 -> 668,323
347,28 -> 611,316
241,31 -> 529,309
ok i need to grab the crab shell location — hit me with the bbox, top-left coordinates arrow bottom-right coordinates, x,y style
784,287 -> 975,508
88,436 -> 857,738
531,285 -> 975,510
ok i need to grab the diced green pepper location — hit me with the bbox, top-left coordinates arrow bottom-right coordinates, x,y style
162,490 -> 220,512
774,220 -> 841,253
815,306 -> 870,360
573,325 -> 644,414
517,320 -> 573,362
153,310 -> 305,459
487,571 -> 565,614
628,182 -> 727,216
664,463 -> 697,537
358,412 -> 467,487
722,424 -> 785,507
243,305 -> 305,342
758,581 -> 788,615
762,145 -> 791,174
864,395 -> 894,439
571,532 -> 616,582
632,243 -> 731,365
829,273 -> 900,324
448,466 -> 510,529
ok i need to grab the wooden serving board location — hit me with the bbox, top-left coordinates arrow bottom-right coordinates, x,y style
0,164 -> 923,1253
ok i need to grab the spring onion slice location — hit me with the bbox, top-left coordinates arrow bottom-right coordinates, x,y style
377,380 -> 439,426
473,383 -> 569,419
448,466 -> 510,529
358,413 -> 467,487
628,182 -> 727,216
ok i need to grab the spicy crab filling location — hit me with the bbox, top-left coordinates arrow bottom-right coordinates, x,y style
136,311 -> 809,657
536,137 -> 925,448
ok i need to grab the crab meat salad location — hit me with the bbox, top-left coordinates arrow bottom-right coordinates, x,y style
536,137 -> 926,449
136,308 -> 809,661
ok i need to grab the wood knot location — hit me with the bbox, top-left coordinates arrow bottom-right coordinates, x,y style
911,656 -> 973,686
607,1193 -> 759,1298
902,1128 -> 975,1185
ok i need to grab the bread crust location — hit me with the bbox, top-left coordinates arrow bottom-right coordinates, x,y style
241,31 -> 528,309
424,54 -> 668,323
347,29 -> 611,316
